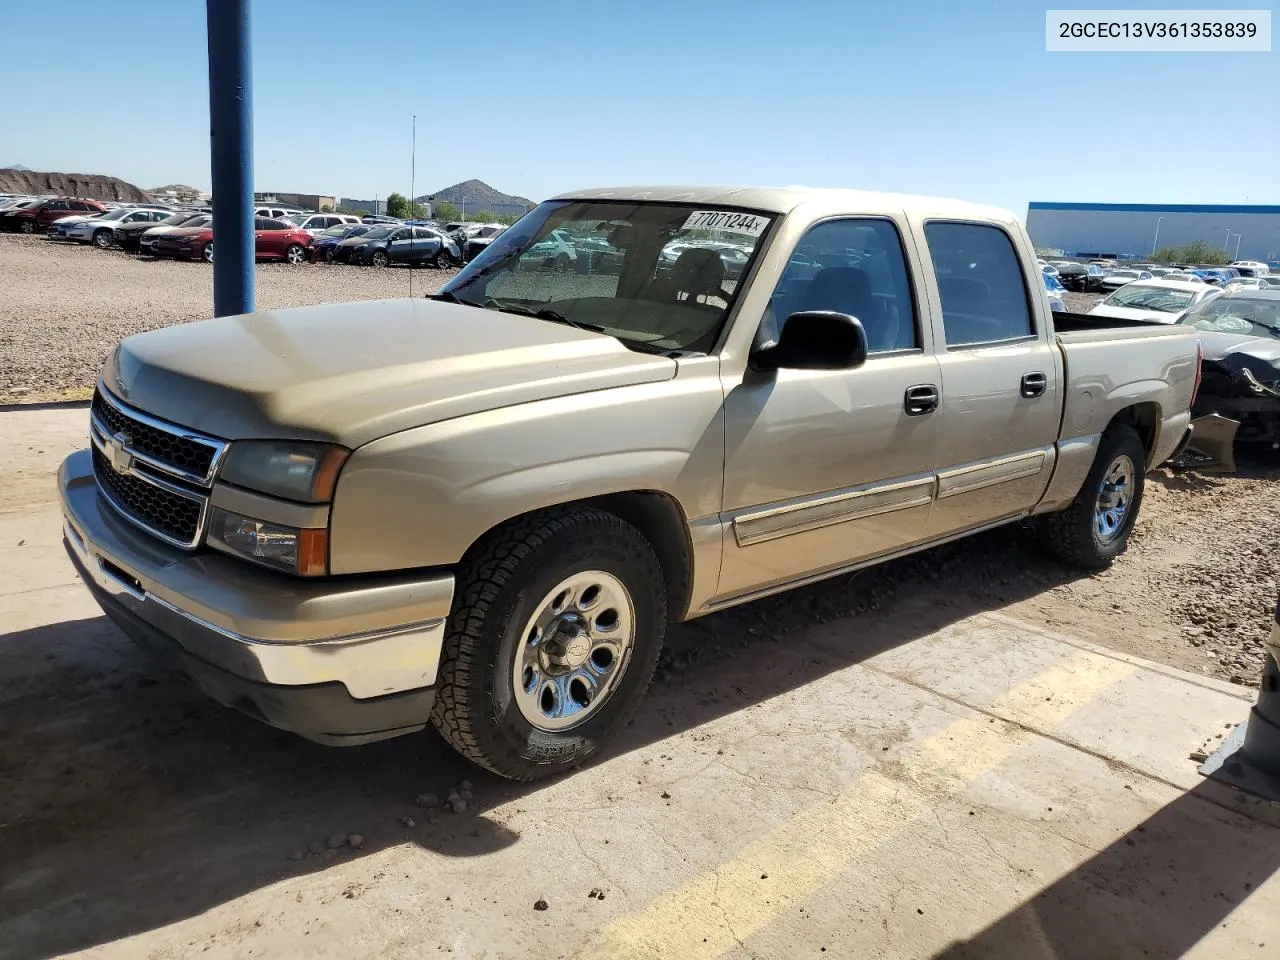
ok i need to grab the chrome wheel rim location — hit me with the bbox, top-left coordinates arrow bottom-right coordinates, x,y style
287,245 -> 305,263
1095,454 -> 1135,542
512,570 -> 635,732
372,251 -> 387,266
94,231 -> 111,247
203,244 -> 214,263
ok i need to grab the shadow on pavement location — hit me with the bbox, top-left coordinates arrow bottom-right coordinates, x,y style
1,525 -> 1250,958
933,781 -> 1280,960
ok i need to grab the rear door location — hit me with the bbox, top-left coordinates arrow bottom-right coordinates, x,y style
913,219 -> 1061,539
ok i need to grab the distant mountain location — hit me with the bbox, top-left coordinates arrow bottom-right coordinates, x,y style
149,183 -> 204,195
0,169 -> 148,202
417,179 -> 535,214
2,163 -> 30,172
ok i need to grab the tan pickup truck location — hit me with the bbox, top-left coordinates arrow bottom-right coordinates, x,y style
59,186 -> 1201,779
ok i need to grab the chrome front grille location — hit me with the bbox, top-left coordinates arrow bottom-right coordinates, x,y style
89,385 -> 229,549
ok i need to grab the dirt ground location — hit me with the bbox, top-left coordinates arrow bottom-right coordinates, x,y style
0,234 -> 455,403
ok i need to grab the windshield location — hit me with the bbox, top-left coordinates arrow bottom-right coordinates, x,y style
1109,271 -> 1140,280
1180,296 -> 1280,337
360,226 -> 397,240
1102,285 -> 1195,312
439,200 -> 773,354
318,225 -> 349,237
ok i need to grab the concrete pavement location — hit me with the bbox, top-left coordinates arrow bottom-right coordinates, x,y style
1,407 -> 1277,960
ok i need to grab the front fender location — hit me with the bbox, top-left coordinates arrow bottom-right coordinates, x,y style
327,371 -> 726,575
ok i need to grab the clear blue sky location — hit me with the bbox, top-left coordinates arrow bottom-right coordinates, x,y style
0,0 -> 1274,213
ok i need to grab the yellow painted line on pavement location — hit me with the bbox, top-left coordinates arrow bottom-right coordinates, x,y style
577,648 -> 1134,960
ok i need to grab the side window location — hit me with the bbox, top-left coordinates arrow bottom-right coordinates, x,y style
766,218 -> 918,353
254,218 -> 270,231
924,222 -> 1033,347
125,212 -> 148,222
49,200 -> 68,211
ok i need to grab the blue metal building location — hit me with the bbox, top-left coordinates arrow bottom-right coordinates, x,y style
1027,202 -> 1280,262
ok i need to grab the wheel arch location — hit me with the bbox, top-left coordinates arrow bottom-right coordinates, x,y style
457,491 -> 695,624
1106,401 -> 1161,466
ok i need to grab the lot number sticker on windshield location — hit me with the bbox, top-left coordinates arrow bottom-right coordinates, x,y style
681,210 -> 769,236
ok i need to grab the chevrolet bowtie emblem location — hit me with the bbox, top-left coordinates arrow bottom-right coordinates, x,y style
104,431 -> 135,475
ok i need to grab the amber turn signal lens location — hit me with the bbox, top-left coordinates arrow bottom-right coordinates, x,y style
298,528 -> 328,577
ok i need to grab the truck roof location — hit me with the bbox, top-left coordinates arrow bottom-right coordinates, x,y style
550,184 -> 1015,224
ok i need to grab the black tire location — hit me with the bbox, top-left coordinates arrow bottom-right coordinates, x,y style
18,219 -> 36,234
201,242 -> 214,264
285,243 -> 306,264
1040,424 -> 1146,570
552,253 -> 570,273
93,229 -> 113,248
430,507 -> 667,781
434,251 -> 459,269
370,249 -> 388,268
324,247 -> 336,263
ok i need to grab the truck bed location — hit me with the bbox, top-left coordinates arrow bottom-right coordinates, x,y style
1052,310 -> 1166,333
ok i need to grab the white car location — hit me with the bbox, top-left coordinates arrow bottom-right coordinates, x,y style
1224,277 -> 1269,292
1087,279 -> 1221,324
287,213 -> 363,234
60,207 -> 173,247
1230,259 -> 1270,276
1098,269 -> 1153,291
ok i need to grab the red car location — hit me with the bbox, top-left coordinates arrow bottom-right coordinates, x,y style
152,217 -> 312,264
0,197 -> 106,234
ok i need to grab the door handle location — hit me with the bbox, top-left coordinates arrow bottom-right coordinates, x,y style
1021,372 -> 1048,398
904,384 -> 939,416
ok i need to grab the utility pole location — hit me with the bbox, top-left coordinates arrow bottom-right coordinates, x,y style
205,0 -> 254,317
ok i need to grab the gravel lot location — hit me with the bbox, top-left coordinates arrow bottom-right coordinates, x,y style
0,234 -> 457,403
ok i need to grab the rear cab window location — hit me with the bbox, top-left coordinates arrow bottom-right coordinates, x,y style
923,221 -> 1035,347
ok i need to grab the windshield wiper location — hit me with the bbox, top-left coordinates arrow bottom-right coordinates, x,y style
488,300 -> 608,334
429,289 -> 485,308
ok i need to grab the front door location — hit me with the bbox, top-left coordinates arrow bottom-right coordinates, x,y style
717,216 -> 942,601
916,220 -> 1061,539
387,228 -> 414,263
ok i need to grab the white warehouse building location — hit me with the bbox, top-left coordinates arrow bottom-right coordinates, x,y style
1026,202 -> 1280,263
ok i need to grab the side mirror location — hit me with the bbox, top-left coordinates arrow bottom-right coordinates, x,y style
750,311 -> 869,372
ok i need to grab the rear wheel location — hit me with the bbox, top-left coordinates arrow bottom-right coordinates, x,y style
93,229 -> 113,249
370,249 -> 389,268
434,250 -> 459,269
1040,424 -> 1146,570
285,244 -> 306,264
202,242 -> 214,264
430,507 -> 666,781
552,253 -> 571,273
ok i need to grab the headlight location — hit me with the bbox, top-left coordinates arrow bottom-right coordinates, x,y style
219,440 -> 348,502
207,508 -> 327,575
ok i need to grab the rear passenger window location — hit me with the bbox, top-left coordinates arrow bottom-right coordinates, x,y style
924,222 -> 1034,346
766,218 -> 918,353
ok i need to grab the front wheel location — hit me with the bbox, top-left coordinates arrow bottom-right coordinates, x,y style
1039,424 -> 1146,570
370,249 -> 388,268
93,229 -> 113,248
431,507 -> 667,781
18,220 -> 36,234
285,243 -> 306,264
201,242 -> 214,264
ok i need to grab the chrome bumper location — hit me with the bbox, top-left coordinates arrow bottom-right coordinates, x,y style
59,449 -> 454,705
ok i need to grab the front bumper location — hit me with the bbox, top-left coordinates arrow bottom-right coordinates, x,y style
59,449 -> 454,745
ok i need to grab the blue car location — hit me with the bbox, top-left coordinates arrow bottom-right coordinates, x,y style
310,223 -> 376,262
1041,272 -> 1068,312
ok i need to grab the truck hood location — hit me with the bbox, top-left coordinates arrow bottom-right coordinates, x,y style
1087,304 -> 1181,324
103,298 -> 678,447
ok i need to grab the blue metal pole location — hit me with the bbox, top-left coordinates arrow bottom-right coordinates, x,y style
205,0 -> 254,317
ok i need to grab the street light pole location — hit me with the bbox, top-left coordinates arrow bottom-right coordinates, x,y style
1234,234 -> 1243,260
1224,227 -> 1232,250
1151,216 -> 1164,256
